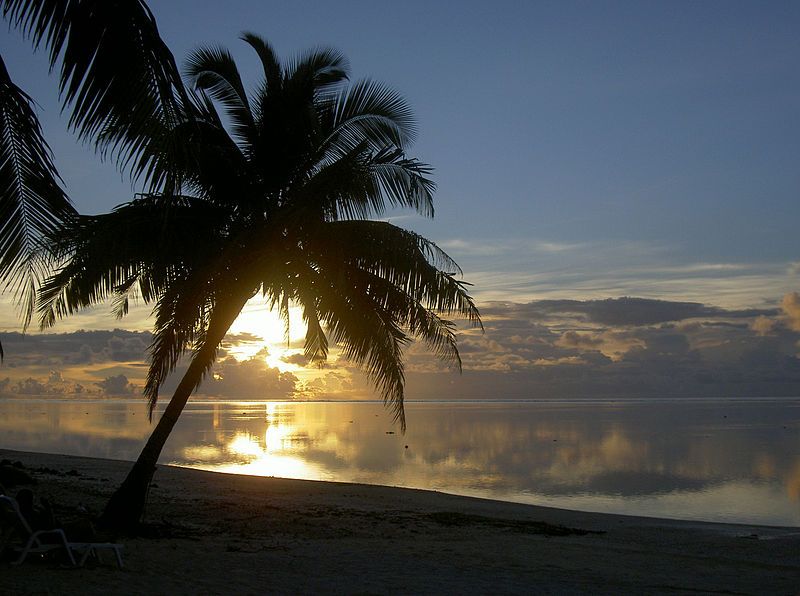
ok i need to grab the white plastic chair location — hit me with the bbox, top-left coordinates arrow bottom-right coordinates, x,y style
0,495 -> 124,568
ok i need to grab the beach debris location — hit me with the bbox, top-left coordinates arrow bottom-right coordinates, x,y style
385,431 -> 395,434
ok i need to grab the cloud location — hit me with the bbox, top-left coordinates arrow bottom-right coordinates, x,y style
751,315 -> 775,336
462,247 -> 797,308
3,294 -> 800,403
107,334 -> 150,361
483,297 -> 773,327
781,292 -> 800,331
282,353 -> 310,366
0,329 -> 301,401
555,330 -> 644,361
0,330 -> 152,370
224,332 -> 263,343
13,377 -> 55,395
402,295 -> 800,400
203,356 -> 297,399
532,241 -> 584,253
557,331 -> 604,349
96,374 -> 135,395
306,371 -> 357,395
532,356 -> 586,366
5,373 -> 87,396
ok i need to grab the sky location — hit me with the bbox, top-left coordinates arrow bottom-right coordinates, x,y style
1,1 -> 799,402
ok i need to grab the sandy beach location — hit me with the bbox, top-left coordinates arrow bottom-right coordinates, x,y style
1,449 -> 798,595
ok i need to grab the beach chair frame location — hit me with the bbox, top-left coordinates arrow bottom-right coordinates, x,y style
0,495 -> 123,568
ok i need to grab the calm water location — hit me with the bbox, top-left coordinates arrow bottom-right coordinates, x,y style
1,398 -> 799,527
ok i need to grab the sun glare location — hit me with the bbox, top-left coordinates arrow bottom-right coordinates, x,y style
225,300 -> 309,372
212,409 -> 323,479
229,300 -> 307,344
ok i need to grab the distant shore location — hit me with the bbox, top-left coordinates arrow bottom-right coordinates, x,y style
1,449 -> 798,594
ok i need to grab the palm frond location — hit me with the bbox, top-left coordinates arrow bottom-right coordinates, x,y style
0,56 -> 74,326
368,149 -> 434,217
185,46 -> 254,147
133,109 -> 248,203
145,247 -> 260,416
2,0 -> 185,168
310,221 -> 482,369
302,257 -> 408,428
145,270 -> 212,415
319,220 -> 468,281
37,195 -> 227,328
324,79 -> 416,152
268,220 -> 482,429
297,144 -> 434,221
286,47 -> 349,92
240,33 -> 281,94
294,142 -> 374,219
293,276 -> 328,363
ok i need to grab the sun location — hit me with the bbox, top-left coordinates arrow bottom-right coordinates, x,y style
228,300 -> 306,345
225,299 -> 308,371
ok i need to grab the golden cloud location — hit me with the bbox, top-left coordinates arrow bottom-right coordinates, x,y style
750,315 -> 775,336
781,292 -> 800,331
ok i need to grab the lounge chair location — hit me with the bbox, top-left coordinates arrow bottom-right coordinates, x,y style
0,495 -> 124,568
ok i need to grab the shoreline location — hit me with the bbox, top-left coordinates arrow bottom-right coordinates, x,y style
7,444 -> 800,531
2,449 -> 799,594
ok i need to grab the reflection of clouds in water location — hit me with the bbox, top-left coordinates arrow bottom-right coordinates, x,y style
162,403 -> 800,528
184,406 -> 349,480
786,460 -> 800,502
1,399 -> 799,525
545,428 -> 650,487
0,400 -> 152,461
182,445 -> 223,462
532,480 -> 800,527
0,400 -> 151,440
753,454 -> 777,480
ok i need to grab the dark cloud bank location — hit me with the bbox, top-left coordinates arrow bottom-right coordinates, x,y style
407,297 -> 800,400
0,330 -> 296,400
1,296 -> 799,401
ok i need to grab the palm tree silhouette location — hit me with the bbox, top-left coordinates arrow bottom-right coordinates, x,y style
37,34 -> 481,528
1,0 -> 183,353
0,56 -> 74,345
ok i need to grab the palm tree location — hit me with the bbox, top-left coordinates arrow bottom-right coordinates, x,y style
38,35 -> 481,529
0,55 -> 74,345
0,0 -> 183,352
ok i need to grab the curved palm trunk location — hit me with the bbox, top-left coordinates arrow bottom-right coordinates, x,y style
100,293 -> 250,531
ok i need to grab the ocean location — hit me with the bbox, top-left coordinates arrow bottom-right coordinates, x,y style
1,397 -> 798,527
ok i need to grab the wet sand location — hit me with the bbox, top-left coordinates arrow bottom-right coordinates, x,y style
1,449 -> 798,594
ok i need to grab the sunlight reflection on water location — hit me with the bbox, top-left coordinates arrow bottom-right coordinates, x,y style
1,398 -> 798,526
